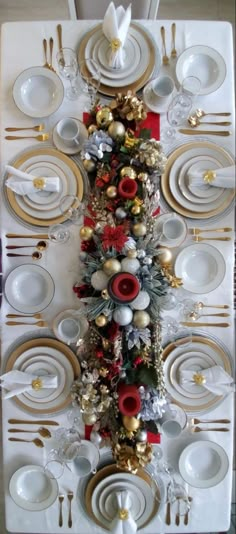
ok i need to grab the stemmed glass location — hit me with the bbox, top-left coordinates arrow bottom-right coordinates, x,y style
57,48 -> 79,100
59,195 -> 88,225
78,59 -> 101,110
48,224 -> 70,244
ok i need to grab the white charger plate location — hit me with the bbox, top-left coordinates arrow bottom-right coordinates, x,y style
20,356 -> 66,402
178,157 -> 223,203
176,45 -> 226,95
154,213 -> 188,248
99,481 -> 145,521
13,67 -> 64,118
170,351 -> 215,398
91,473 -> 154,529
4,264 -> 55,313
179,441 -> 229,488
23,162 -> 66,211
9,465 -> 58,511
174,243 -> 225,293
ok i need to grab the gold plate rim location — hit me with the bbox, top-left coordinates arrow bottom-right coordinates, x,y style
161,141 -> 235,219
77,23 -> 156,97
85,464 -> 160,530
5,147 -> 84,227
5,337 -> 80,414
162,335 -> 232,412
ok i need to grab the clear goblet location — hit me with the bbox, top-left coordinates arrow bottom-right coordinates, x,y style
59,195 -> 87,225
78,58 -> 101,110
57,47 -> 79,100
48,223 -> 70,244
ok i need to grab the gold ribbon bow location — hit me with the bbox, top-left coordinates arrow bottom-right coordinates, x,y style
33,178 -> 46,190
193,372 -> 206,385
110,38 -> 122,52
203,170 -> 216,184
31,377 -> 43,390
118,508 -> 129,520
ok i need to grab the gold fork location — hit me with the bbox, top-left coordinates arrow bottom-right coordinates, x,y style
160,26 -> 169,65
49,37 -> 56,72
192,427 -> 229,433
67,492 -> 73,528
171,23 -> 177,58
43,38 -> 51,69
193,236 -> 231,242
189,227 -> 232,235
6,321 -> 48,327
5,134 -> 49,141
59,495 -> 64,527
5,124 -> 45,132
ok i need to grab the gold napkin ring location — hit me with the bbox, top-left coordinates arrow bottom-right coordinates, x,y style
118,508 -> 129,520
32,377 -> 43,390
203,170 -> 216,184
193,372 -> 206,385
33,178 -> 46,190
110,38 -> 122,52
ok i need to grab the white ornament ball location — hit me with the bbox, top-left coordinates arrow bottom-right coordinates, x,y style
133,310 -> 151,328
113,306 -> 133,326
121,257 -> 140,274
91,270 -> 109,290
136,429 -> 148,442
130,290 -> 150,310
115,207 -> 127,220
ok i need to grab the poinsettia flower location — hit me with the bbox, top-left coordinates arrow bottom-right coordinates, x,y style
73,284 -> 91,298
101,224 -> 128,252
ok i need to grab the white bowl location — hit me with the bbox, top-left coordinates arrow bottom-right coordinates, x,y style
4,264 -> 55,313
176,45 -> 226,95
179,441 -> 229,488
9,465 -> 58,511
13,66 -> 64,118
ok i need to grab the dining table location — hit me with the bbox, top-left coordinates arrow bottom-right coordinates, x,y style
0,17 -> 235,534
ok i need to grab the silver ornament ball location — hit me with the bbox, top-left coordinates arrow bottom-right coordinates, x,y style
113,306 -> 133,326
136,429 -> 148,442
115,207 -> 127,220
121,257 -> 140,274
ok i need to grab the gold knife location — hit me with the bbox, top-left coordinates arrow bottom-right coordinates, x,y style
181,322 -> 230,327
8,418 -> 59,425
6,233 -> 48,239
179,129 -> 231,136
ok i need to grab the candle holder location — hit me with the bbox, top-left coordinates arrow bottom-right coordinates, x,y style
118,177 -> 138,199
108,272 -> 140,304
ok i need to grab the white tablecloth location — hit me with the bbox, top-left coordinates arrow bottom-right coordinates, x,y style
0,19 -> 235,534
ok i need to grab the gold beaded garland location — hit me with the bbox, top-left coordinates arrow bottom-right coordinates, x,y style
79,226 -> 94,240
103,258 -> 121,276
132,223 -> 147,237
96,107 -> 114,128
122,415 -> 140,432
120,166 -> 137,180
108,121 -> 126,141
101,289 -> 110,300
106,185 -> 118,199
95,314 -> 108,327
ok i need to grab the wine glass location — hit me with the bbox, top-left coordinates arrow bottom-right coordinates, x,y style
78,58 -> 101,110
57,48 -> 79,100
161,316 -> 192,346
48,224 -> 70,243
59,195 -> 87,225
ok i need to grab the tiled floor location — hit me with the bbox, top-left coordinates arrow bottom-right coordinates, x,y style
0,1 -> 235,533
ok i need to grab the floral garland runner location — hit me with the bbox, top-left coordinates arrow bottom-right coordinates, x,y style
72,92 -> 182,473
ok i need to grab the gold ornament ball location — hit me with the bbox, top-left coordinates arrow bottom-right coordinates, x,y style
132,223 -> 147,237
133,310 -> 150,328
95,314 -> 108,327
157,247 -> 173,266
106,185 -> 118,199
82,413 -> 97,425
131,205 -> 141,215
103,258 -> 121,276
87,124 -> 98,135
96,107 -> 114,128
127,249 -> 137,259
108,121 -> 126,141
120,166 -> 137,180
137,172 -> 148,182
79,226 -> 94,241
82,159 -> 96,173
122,415 -> 140,432
101,289 -> 110,300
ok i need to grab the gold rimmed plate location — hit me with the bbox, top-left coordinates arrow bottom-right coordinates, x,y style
161,141 -> 235,219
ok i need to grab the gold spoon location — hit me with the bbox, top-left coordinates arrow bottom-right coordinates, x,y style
7,252 -> 42,260
187,311 -> 230,321
195,302 -> 229,310
160,26 -> 169,65
6,240 -> 48,251
188,116 -> 231,128
8,427 -> 51,438
171,23 -> 177,58
8,437 -> 44,447
5,134 -> 49,141
195,108 -> 231,118
5,124 -> 45,132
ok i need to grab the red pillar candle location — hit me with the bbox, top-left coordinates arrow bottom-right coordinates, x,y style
118,177 -> 138,199
118,383 -> 141,416
109,272 -> 140,303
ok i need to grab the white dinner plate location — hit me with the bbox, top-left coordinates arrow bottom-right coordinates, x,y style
91,473 -> 155,529
176,45 -> 226,95
178,157 -> 223,203
20,356 -> 66,402
4,264 -> 55,313
99,481 -> 145,521
22,162 -> 66,211
91,35 -> 140,79
179,441 -> 229,488
174,243 -> 225,293
154,213 -> 188,248
170,351 -> 215,398
9,465 -> 58,511
13,66 -> 64,118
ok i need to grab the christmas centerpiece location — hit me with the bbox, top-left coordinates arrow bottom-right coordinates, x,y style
72,92 -> 181,472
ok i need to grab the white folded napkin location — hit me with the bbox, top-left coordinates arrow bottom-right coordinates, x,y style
110,490 -> 137,533
102,2 -> 131,69
179,365 -> 235,396
0,370 -> 58,399
6,164 -> 60,195
188,165 -> 235,189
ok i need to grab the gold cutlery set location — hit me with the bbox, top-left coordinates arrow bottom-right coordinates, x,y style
160,23 -> 177,65
166,487 -> 192,526
181,301 -> 231,327
190,418 -> 230,433
180,109 -> 232,136
189,227 -> 232,242
8,420 -> 57,448
5,125 -> 49,142
6,240 -> 48,261
58,492 -> 74,528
